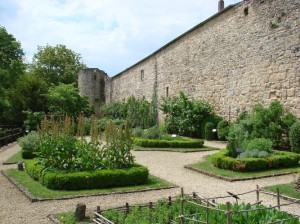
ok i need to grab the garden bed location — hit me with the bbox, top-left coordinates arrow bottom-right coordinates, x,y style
263,182 -> 300,200
212,149 -> 300,172
134,138 -> 204,148
134,146 -> 218,153
25,159 -> 149,190
185,155 -> 300,182
2,169 -> 176,201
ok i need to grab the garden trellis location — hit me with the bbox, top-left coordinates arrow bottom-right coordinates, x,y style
93,186 -> 300,224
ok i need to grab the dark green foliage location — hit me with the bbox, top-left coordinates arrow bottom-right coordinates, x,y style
200,114 -> 222,139
160,91 -> 214,137
245,138 -> 273,153
227,101 -> 298,153
289,122 -> 300,153
25,160 -> 149,190
21,150 -> 37,159
204,122 -> 214,140
217,120 -> 230,140
0,26 -> 25,124
23,111 -> 44,131
212,149 -> 300,172
134,138 -> 204,148
103,196 -> 299,224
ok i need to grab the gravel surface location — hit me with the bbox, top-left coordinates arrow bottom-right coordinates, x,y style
0,142 -> 299,223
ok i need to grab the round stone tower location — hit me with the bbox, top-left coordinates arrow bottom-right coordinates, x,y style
78,68 -> 108,116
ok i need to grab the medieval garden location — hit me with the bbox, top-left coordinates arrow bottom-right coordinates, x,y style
1,0 -> 300,223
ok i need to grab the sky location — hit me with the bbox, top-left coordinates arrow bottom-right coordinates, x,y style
0,0 -> 240,76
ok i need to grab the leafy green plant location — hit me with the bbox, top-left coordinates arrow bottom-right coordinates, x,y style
142,125 -> 160,139
18,131 -> 39,151
217,120 -> 230,140
245,138 -> 273,153
160,91 -> 214,137
103,196 -> 299,224
289,122 -> 300,153
104,121 -> 134,169
23,111 -> 44,131
204,122 -> 214,140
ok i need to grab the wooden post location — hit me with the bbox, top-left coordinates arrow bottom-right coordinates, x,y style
168,196 -> 172,206
193,192 -> 197,199
276,188 -> 280,210
180,187 -> 184,224
226,202 -> 231,224
126,202 -> 129,214
149,201 -> 153,209
206,201 -> 209,224
96,206 -> 101,214
256,185 -> 260,202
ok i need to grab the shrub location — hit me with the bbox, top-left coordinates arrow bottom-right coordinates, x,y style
204,122 -> 214,140
18,131 -> 39,151
97,118 -> 125,131
134,138 -> 204,148
217,120 -> 230,140
289,122 -> 300,153
142,125 -> 160,139
212,149 -> 300,172
25,159 -> 149,190
245,138 -> 273,153
200,115 -> 222,139
227,123 -> 250,157
160,91 -> 214,137
23,111 -> 44,131
132,127 -> 144,138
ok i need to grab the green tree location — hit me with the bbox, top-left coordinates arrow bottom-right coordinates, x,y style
4,74 -> 48,124
0,26 -> 25,124
30,44 -> 85,85
46,83 -> 93,117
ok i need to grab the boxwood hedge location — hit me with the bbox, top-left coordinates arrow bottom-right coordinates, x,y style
212,149 -> 300,172
25,159 -> 149,190
134,138 -> 204,148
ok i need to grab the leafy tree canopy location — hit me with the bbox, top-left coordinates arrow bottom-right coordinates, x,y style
46,83 -> 93,117
0,26 -> 25,90
30,44 -> 85,85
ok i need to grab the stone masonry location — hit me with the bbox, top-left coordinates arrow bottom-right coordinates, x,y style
79,0 -> 300,121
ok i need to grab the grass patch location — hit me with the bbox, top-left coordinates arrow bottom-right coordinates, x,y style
189,155 -> 300,179
264,182 -> 300,199
4,150 -> 23,163
55,212 -> 91,224
134,146 -> 218,152
5,169 -> 174,199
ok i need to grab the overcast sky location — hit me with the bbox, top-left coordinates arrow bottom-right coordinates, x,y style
1,0 -> 240,76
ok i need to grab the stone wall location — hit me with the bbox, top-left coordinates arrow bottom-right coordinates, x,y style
78,68 -> 109,115
82,0 -> 300,120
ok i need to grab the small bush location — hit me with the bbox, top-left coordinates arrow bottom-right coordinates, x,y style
258,151 -> 270,158
25,159 -> 149,190
132,127 -> 144,137
97,118 -> 125,131
205,122 -> 214,140
217,120 -> 230,140
289,122 -> 300,153
245,138 -> 273,153
18,131 -> 39,152
21,150 -> 37,159
142,125 -> 160,139
134,138 -> 204,148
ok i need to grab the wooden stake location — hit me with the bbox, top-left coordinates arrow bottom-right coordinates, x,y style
276,188 -> 280,210
226,202 -> 231,224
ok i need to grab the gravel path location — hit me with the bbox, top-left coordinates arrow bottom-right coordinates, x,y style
0,142 -> 299,223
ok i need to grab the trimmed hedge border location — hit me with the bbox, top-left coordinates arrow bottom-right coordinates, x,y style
134,138 -> 204,148
25,159 -> 149,190
212,149 -> 300,172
